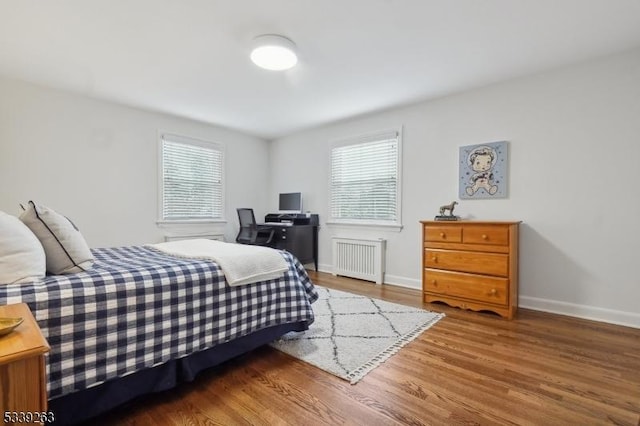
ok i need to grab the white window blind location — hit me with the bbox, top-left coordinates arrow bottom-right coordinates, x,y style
330,131 -> 400,224
161,135 -> 224,221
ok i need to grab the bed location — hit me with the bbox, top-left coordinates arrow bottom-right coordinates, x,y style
0,244 -> 318,425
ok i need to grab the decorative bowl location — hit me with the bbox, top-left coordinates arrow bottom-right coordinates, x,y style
0,317 -> 24,336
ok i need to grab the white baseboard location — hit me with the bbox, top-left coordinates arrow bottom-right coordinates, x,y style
520,296 -> 640,329
315,265 -> 640,329
316,263 -> 332,274
382,274 -> 421,290
315,264 -> 421,290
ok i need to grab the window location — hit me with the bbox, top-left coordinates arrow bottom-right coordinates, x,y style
159,133 -> 224,222
330,129 -> 402,227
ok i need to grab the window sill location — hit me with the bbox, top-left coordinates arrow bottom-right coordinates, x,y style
156,219 -> 227,226
326,221 -> 403,232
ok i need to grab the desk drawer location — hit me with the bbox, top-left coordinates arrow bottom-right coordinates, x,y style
272,227 -> 288,240
424,249 -> 509,277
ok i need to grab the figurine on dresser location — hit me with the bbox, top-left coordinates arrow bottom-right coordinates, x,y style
435,201 -> 459,221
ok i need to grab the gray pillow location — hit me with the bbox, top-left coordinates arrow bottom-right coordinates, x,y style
19,201 -> 94,275
0,210 -> 46,284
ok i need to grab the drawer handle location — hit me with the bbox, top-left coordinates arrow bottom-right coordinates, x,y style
482,234 -> 488,240
431,255 -> 438,263
439,232 -> 446,239
431,279 -> 437,286
488,289 -> 497,296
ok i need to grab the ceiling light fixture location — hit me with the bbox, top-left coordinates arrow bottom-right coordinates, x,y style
250,34 -> 298,71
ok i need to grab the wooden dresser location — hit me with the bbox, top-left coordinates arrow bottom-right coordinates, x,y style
421,220 -> 520,319
0,303 -> 50,420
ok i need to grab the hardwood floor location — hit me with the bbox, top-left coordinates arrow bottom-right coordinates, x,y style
91,271 -> 640,425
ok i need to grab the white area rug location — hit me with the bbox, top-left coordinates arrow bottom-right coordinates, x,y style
270,285 -> 445,384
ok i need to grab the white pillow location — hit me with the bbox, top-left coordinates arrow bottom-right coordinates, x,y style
19,201 -> 94,275
0,210 -> 46,285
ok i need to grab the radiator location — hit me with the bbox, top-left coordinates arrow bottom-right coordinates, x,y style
332,237 -> 386,284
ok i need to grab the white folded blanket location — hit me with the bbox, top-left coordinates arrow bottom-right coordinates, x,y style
147,239 -> 288,287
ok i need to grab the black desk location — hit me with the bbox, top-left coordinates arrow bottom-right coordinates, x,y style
264,214 -> 319,270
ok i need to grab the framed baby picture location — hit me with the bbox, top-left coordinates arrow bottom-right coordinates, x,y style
459,141 -> 508,199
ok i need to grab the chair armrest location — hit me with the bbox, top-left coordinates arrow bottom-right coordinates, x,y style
256,226 -> 275,245
265,229 -> 274,245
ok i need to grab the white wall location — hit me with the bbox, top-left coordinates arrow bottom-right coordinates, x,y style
0,78 -> 270,246
2,49 -> 638,328
269,48 -> 640,328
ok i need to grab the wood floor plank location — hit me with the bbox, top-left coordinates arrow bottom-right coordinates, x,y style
252,352 -> 415,425
87,271 -> 640,425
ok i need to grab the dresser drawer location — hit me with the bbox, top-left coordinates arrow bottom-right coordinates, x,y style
425,225 -> 462,243
424,269 -> 508,305
462,225 -> 509,246
424,249 -> 509,276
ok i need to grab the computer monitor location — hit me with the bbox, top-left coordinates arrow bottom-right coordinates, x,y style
279,192 -> 302,214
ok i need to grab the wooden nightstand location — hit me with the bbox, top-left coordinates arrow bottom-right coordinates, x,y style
0,303 -> 50,419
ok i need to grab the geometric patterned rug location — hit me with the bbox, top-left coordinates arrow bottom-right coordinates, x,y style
270,285 -> 445,384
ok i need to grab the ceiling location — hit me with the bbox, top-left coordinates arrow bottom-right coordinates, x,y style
2,1 -> 640,140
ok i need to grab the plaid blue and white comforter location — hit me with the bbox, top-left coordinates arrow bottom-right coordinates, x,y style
0,246 -> 318,399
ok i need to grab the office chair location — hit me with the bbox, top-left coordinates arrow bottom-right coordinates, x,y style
236,208 -> 275,246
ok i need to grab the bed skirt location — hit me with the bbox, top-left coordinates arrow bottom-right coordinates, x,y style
49,322 -> 308,425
